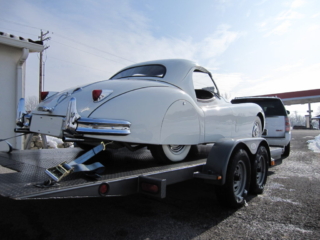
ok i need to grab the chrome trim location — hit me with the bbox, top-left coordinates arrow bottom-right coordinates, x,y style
76,127 -> 130,135
62,97 -> 131,136
38,106 -> 55,113
77,118 -> 131,126
62,97 -> 81,134
15,98 -> 32,133
16,98 -> 26,126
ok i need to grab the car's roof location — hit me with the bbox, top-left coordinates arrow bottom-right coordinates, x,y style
233,96 -> 282,101
112,59 -> 210,87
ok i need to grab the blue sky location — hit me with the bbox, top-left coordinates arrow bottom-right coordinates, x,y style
1,0 -> 320,114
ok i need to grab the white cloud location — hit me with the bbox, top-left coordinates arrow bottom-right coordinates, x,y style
276,10 -> 304,20
234,62 -> 320,97
267,20 -> 292,35
291,0 -> 306,8
197,25 -> 242,60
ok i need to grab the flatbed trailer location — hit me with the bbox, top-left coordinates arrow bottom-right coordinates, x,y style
0,139 -> 284,208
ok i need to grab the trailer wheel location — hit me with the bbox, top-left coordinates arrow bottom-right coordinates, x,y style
149,145 -> 191,163
250,145 -> 268,194
215,149 -> 251,208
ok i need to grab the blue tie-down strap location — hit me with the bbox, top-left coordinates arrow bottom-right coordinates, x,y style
44,142 -> 109,183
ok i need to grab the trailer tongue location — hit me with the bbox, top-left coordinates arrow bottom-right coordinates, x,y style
0,139 -> 283,208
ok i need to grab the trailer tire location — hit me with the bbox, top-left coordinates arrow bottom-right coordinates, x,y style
215,148 -> 251,208
250,145 -> 269,194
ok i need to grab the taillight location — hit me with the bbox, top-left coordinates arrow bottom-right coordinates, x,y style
98,183 -> 109,196
41,91 -> 49,101
285,117 -> 290,132
92,90 -> 102,101
141,183 -> 159,194
92,89 -> 113,102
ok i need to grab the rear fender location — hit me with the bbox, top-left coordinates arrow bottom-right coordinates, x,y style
89,86 -> 200,144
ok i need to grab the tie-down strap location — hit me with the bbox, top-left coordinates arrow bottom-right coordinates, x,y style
45,142 -> 109,182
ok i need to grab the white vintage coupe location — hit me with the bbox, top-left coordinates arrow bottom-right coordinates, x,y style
16,59 -> 264,162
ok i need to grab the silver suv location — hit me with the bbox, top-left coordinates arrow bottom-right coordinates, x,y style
231,97 -> 291,157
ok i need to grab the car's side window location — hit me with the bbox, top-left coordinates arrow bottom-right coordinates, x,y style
192,70 -> 218,100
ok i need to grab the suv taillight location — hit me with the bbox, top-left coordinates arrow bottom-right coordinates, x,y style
285,117 -> 290,132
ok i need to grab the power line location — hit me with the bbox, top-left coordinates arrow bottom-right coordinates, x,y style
52,40 -> 126,65
52,32 -> 136,63
0,18 -> 136,65
0,27 -> 39,38
0,18 -> 47,31
48,56 -> 114,75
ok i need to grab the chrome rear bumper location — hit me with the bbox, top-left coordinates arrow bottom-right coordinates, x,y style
15,97 -> 131,137
63,97 -> 131,137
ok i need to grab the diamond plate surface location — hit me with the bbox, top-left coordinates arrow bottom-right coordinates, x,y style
0,145 -> 211,199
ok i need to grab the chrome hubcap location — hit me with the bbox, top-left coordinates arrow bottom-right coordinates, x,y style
252,122 -> 260,137
168,145 -> 185,154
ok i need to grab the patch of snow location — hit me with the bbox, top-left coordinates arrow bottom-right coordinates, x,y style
307,134 -> 320,153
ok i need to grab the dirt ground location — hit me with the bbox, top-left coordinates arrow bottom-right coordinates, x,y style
0,129 -> 319,240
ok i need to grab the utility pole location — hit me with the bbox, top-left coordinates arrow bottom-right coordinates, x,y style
38,30 -> 50,102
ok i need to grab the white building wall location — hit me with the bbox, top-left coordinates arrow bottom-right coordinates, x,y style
0,44 -> 26,151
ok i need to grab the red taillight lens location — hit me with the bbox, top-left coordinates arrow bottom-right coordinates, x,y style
92,90 -> 102,101
41,91 -> 49,101
141,183 -> 159,194
98,183 -> 109,196
285,117 -> 291,132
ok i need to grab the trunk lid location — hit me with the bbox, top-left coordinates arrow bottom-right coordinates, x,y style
33,79 -> 172,117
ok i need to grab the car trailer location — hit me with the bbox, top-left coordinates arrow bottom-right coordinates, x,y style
0,138 -> 284,208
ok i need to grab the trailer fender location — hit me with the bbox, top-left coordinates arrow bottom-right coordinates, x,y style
202,138 -> 268,185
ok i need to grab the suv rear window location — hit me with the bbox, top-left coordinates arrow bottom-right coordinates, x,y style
231,98 -> 287,117
111,65 -> 166,79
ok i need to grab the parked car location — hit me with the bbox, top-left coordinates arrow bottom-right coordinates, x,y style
16,59 -> 265,162
231,97 -> 291,157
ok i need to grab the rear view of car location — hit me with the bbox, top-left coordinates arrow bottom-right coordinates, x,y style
231,97 -> 291,157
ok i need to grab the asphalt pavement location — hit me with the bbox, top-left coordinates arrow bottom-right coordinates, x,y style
0,129 -> 319,240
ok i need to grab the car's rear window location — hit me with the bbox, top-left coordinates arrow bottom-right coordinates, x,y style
110,65 -> 166,79
231,98 -> 287,116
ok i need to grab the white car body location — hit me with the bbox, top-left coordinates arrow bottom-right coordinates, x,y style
16,59 -> 265,161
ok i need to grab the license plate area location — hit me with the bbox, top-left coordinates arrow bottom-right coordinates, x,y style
30,115 -> 64,137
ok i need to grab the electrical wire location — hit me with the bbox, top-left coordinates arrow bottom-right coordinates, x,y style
52,32 -> 135,63
0,18 -> 47,31
52,40 -> 125,64
0,18 -> 136,64
48,56 -> 114,74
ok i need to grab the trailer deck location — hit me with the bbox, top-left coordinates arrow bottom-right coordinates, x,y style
0,146 -> 212,200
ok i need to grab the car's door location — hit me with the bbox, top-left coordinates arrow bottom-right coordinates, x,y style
192,70 -> 235,142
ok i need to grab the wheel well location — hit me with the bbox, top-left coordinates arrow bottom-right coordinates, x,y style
257,112 -> 265,131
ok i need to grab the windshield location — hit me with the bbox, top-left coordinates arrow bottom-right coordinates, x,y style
111,65 -> 166,79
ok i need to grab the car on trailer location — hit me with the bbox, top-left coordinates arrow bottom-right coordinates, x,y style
16,59 -> 265,163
